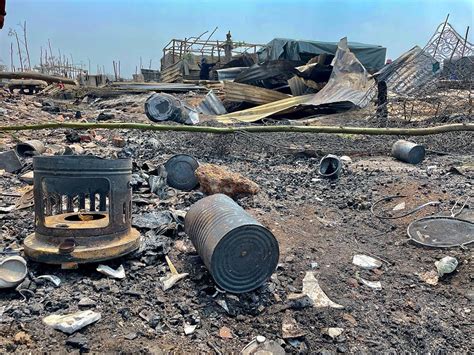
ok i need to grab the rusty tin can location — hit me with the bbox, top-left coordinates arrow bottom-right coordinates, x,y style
185,194 -> 279,293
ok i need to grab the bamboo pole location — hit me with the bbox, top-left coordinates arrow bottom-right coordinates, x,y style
23,21 -> 32,70
10,42 -> 14,72
0,122 -> 472,136
0,71 -> 76,85
13,30 -> 24,71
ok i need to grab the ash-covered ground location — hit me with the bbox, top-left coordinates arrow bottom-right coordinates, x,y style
0,91 -> 472,353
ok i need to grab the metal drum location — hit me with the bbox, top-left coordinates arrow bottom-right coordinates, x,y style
185,194 -> 279,293
391,140 -> 425,164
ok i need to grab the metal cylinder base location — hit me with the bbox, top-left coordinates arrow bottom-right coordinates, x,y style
24,227 -> 140,265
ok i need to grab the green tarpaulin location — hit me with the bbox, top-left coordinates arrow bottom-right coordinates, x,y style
258,38 -> 386,72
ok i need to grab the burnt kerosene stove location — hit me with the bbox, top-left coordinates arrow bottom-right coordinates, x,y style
24,156 -> 140,268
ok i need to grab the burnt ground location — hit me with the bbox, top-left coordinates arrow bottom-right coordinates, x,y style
0,91 -> 473,353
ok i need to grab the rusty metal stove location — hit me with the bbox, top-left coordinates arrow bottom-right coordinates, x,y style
24,156 -> 140,267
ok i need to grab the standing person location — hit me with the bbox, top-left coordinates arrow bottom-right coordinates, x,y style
198,58 -> 216,80
0,0 -> 6,29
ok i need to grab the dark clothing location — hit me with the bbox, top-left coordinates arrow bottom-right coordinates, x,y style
199,62 -> 216,80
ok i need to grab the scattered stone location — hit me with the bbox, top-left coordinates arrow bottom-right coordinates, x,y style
219,326 -> 233,339
282,314 -> 306,339
184,324 -> 197,335
65,335 -> 88,349
124,332 -> 138,340
287,293 -> 313,309
352,255 -> 382,270
342,313 -> 358,326
112,136 -> 126,148
241,338 -> 285,355
392,201 -> 406,211
195,163 -> 260,198
65,130 -> 81,143
97,112 -> 115,121
14,331 -> 31,345
78,297 -> 97,308
358,277 -> 382,290
43,310 -> 101,334
435,256 -> 458,277
79,134 -> 92,143
419,270 -> 439,286
321,327 -> 344,339
340,155 -> 352,164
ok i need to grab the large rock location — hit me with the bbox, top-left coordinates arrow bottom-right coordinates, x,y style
195,164 -> 259,198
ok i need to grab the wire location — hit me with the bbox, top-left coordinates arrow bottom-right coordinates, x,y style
370,195 -> 440,219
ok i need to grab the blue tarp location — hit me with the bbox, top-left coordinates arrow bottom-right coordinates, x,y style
258,38 -> 387,72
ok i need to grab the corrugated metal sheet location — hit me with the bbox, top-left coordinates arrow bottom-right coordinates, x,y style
217,95 -> 311,123
216,67 -> 248,81
197,90 -> 227,115
161,60 -> 186,83
217,38 -> 374,124
234,60 -> 299,86
288,76 -> 309,96
224,81 -> 291,105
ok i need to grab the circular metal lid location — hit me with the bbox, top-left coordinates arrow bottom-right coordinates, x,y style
407,216 -> 474,248
164,154 -> 199,191
211,224 -> 279,293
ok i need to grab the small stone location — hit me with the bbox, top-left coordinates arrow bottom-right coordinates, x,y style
184,324 -> 197,335
256,335 -> 266,343
29,302 -> 44,315
287,293 -> 313,309
282,314 -> 306,339
321,327 -> 344,339
14,331 -> 31,345
347,278 -> 359,288
78,297 -> 97,307
195,163 -> 259,198
219,326 -> 233,339
124,332 -> 138,340
97,112 -> 115,121
66,335 -> 88,349
112,136 -> 126,148
79,134 -> 92,143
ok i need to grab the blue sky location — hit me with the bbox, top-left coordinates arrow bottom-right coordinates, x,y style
0,0 -> 472,77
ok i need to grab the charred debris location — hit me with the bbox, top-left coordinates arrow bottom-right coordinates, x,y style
0,19 -> 473,353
